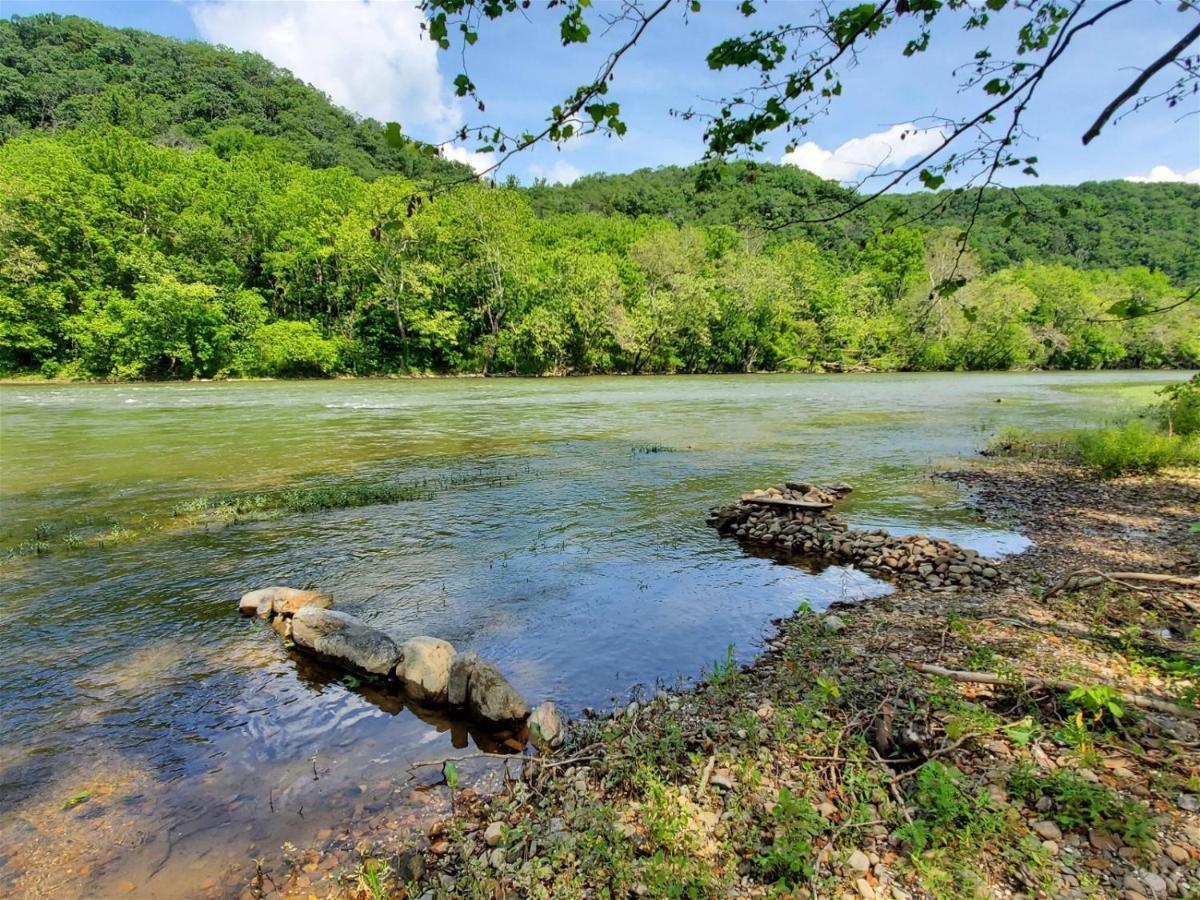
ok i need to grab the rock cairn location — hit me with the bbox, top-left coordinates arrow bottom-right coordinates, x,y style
706,481 -> 1002,590
238,586 -> 561,743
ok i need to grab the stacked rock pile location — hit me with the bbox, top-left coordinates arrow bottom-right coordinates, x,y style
238,586 -> 562,746
706,481 -> 1002,590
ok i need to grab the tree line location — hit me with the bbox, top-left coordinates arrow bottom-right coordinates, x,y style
2,126 -> 1196,380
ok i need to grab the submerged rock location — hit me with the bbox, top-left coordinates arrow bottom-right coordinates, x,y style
449,652 -> 529,724
396,636 -> 456,704
291,607 -> 399,676
529,701 -> 564,749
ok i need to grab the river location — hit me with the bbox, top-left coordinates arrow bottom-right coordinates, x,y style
0,371 -> 1184,897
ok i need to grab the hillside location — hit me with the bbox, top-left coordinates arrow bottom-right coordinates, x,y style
0,13 -> 471,182
526,163 -> 1200,282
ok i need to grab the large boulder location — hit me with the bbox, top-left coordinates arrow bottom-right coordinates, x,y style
238,586 -> 332,618
395,636 -> 455,704
529,701 -> 564,749
291,607 -> 399,676
448,652 -> 529,724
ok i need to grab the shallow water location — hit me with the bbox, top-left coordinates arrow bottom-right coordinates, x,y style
0,371 -> 1183,897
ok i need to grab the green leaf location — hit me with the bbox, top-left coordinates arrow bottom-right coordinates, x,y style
918,168 -> 945,190
444,761 -> 460,789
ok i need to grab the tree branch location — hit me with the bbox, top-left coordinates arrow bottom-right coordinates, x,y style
1082,19 -> 1200,145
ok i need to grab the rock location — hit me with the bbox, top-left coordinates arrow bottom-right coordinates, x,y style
1042,840 -> 1059,856
449,653 -> 529,724
395,636 -> 455,704
271,615 -> 293,641
394,849 -> 425,882
817,801 -> 838,818
1177,794 -> 1199,812
1164,844 -> 1189,865
488,848 -> 505,869
239,586 -> 331,618
1089,828 -> 1123,852
448,651 -> 479,706
1032,820 -> 1063,842
529,702 -> 564,749
484,821 -> 505,847
1142,872 -> 1167,895
274,589 -> 333,616
239,587 -> 279,617
291,607 -> 400,676
856,877 -> 875,898
846,849 -> 870,873
822,614 -> 847,634
709,771 -> 734,791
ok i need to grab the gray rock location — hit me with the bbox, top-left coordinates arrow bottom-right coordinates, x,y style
822,614 -> 847,633
291,607 -> 399,676
448,651 -> 480,706
395,636 -> 455,704
529,701 -> 564,749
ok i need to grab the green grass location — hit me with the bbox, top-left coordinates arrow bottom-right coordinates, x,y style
1008,762 -> 1154,846
1073,421 -> 1199,476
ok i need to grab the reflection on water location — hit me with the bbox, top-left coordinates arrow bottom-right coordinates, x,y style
0,371 -> 1183,897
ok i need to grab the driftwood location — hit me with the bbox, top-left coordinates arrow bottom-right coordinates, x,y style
907,662 -> 1200,721
1045,568 -> 1200,600
741,496 -> 833,510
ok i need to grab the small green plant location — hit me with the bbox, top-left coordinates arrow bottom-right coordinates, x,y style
1066,684 -> 1124,723
705,644 -> 741,695
354,858 -> 392,900
753,787 -> 823,887
1008,764 -> 1153,846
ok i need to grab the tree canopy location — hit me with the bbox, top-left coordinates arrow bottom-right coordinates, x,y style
0,13 -> 470,182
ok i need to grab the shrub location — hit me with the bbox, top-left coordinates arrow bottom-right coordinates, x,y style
1159,374 -> 1200,436
243,320 -> 340,377
1073,421 -> 1199,476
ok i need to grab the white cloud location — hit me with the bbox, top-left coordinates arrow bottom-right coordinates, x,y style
1124,164 -> 1200,184
781,124 -> 947,182
442,144 -> 496,175
527,160 -> 583,185
189,0 -> 459,134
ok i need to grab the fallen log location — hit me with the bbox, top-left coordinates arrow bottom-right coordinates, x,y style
1045,568 -> 1200,599
907,662 -> 1200,721
741,496 -> 833,510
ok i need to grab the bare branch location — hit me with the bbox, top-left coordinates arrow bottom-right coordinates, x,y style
1082,19 -> 1200,145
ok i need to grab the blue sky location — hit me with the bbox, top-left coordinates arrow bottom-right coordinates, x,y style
7,0 -> 1200,188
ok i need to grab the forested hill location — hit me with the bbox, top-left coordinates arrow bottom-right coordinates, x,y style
0,13 -> 470,182
526,164 -> 1200,282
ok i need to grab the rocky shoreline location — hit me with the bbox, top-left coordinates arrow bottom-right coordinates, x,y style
238,586 -> 561,748
706,481 -> 1003,590
244,459 -> 1198,899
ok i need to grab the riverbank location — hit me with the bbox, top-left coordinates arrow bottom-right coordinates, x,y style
274,458 -> 1199,899
1,367 -> 1194,387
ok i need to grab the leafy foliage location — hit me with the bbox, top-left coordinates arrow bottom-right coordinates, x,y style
0,13 -> 469,182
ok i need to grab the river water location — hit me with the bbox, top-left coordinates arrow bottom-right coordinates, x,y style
0,371 -> 1183,897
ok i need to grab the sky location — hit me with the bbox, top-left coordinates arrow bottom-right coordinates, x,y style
6,0 -> 1200,188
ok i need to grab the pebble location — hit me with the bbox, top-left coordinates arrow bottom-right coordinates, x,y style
484,821 -> 505,847
846,849 -> 870,873
1165,844 -> 1189,865
1142,872 -> 1167,895
1032,820 -> 1063,842
1042,840 -> 1059,856
856,877 -> 875,898
1177,794 -> 1199,812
